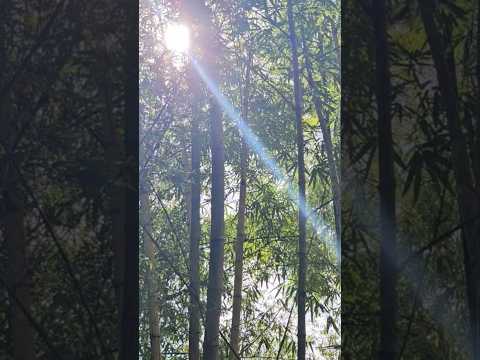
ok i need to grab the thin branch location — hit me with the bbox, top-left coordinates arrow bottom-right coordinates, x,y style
275,302 -> 295,360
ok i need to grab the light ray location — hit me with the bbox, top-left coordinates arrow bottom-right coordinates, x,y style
191,57 -> 340,266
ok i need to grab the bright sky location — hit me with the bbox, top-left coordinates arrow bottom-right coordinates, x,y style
221,276 -> 339,359
164,23 -> 190,54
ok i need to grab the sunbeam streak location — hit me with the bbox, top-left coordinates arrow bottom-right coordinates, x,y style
191,57 -> 340,266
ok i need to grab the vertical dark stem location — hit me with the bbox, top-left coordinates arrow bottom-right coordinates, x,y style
189,65 -> 201,360
286,0 -> 307,359
203,94 -> 225,360
120,0 -> 139,358
374,0 -> 397,358
229,48 -> 252,360
5,190 -> 35,360
202,8 -> 226,356
1,6 -> 35,354
419,2 -> 480,358
301,27 -> 341,247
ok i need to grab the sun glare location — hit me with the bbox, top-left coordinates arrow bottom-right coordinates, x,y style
164,23 -> 190,54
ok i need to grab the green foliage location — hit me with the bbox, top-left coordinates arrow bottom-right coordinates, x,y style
140,0 -> 339,358
342,0 -> 477,358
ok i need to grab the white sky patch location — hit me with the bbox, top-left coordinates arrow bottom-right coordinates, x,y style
222,276 -> 340,359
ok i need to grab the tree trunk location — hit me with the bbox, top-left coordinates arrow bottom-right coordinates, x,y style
301,29 -> 341,245
120,0 -> 139,357
179,2 -> 225,358
180,5 -> 203,357
188,65 -> 201,360
419,2 -> 480,358
95,36 -> 128,358
202,98 -> 225,360
229,49 -> 252,360
1,31 -> 35,356
139,122 -> 161,360
374,0 -> 397,359
202,6 -> 226,358
286,1 -> 307,359
5,190 -> 35,360
140,178 -> 162,360
475,0 -> 480,186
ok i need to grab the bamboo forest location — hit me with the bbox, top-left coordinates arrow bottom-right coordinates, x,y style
343,0 -> 480,359
139,0 -> 340,358
5,0 -> 480,359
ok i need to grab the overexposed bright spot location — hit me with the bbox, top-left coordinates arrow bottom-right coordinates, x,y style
164,23 -> 190,54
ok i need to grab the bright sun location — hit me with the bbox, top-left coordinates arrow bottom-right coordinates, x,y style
164,23 -> 190,54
